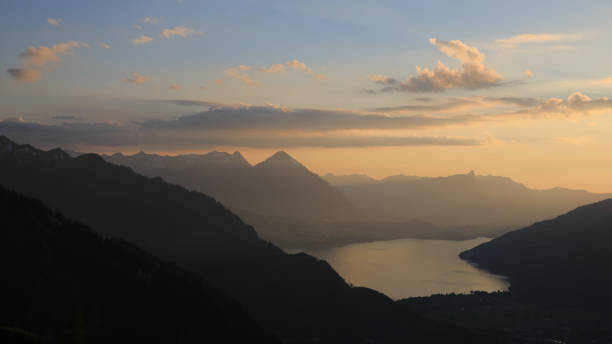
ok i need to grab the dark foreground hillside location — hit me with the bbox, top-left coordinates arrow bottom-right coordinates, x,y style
0,185 -> 278,344
460,198 -> 612,304
0,136 -> 492,343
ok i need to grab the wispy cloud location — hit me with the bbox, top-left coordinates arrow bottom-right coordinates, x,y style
225,65 -> 257,85
47,18 -> 61,26
6,41 -> 88,82
370,38 -> 501,93
168,83 -> 181,90
19,41 -> 88,66
132,36 -> 153,45
590,77 -> 612,86
137,104 -> 481,132
259,64 -> 286,74
142,17 -> 159,24
99,42 -> 111,49
120,72 -> 150,84
0,117 -> 483,149
160,26 -> 202,39
234,60 -> 326,84
494,33 -> 582,46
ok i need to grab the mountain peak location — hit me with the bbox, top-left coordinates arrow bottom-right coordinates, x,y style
269,151 -> 297,163
255,150 -> 309,171
231,151 -> 251,167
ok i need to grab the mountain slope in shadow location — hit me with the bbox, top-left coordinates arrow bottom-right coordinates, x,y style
460,198 -> 612,305
0,184 -> 278,344
0,136 -> 491,343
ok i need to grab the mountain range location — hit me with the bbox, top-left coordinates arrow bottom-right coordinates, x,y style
0,135 -> 490,343
105,148 -> 612,246
105,150 -> 355,222
326,171 -> 612,237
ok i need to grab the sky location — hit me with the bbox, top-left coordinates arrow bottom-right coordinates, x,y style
2,0 -> 612,192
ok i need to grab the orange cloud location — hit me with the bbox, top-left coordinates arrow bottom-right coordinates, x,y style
7,41 -> 87,83
225,65 -> 256,85
132,36 -> 153,45
161,26 -> 202,39
495,33 -> 582,46
6,68 -> 42,83
47,18 -> 61,26
121,72 -> 150,84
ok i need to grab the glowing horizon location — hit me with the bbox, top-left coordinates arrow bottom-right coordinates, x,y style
2,1 -> 612,192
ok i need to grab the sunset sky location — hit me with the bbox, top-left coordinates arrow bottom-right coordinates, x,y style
2,0 -> 612,192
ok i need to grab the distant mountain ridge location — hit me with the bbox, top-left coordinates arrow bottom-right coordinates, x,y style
327,171 -> 612,237
104,149 -> 356,222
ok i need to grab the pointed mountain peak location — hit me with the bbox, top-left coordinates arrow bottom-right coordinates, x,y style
263,151 -> 298,164
255,150 -> 309,172
268,151 -> 297,162
231,151 -> 251,167
467,170 -> 475,176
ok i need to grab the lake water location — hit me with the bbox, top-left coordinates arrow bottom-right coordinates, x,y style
287,237 -> 508,300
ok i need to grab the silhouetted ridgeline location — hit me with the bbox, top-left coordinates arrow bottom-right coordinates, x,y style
0,184 -> 278,344
460,198 -> 612,305
105,150 -> 356,221
0,136 -> 492,343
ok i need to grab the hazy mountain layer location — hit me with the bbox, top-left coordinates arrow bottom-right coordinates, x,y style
105,150 -> 355,221
327,171 -> 612,236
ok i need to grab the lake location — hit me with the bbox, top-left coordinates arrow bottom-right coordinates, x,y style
287,237 -> 508,300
